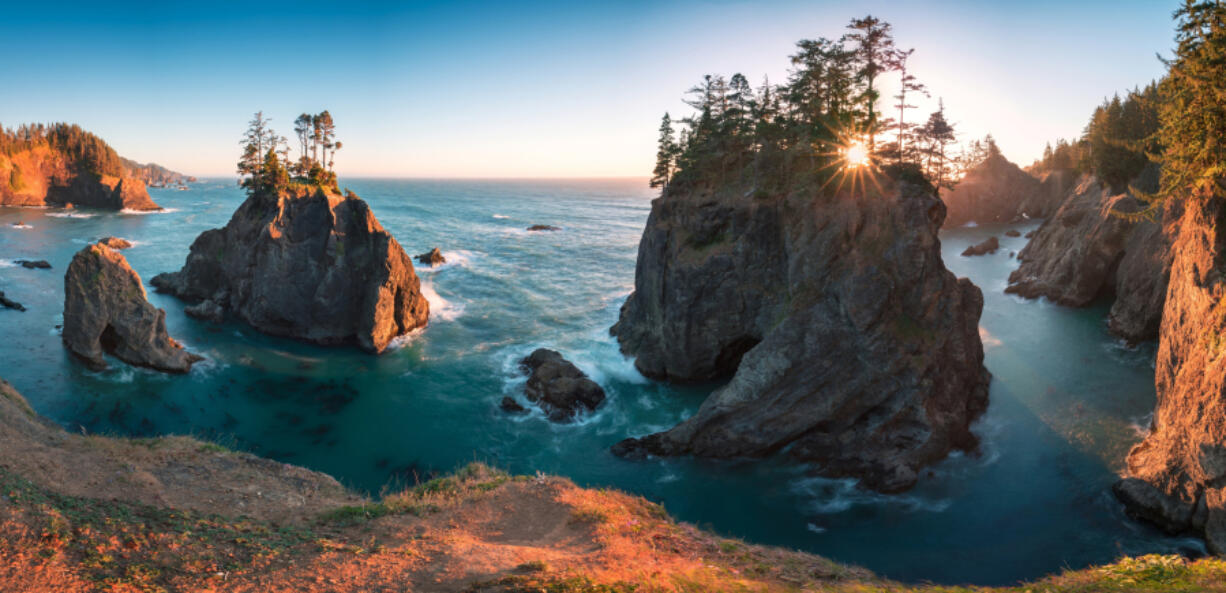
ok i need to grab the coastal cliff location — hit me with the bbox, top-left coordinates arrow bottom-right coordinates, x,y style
1116,195 -> 1226,554
121,157 -> 196,186
62,243 -> 202,373
612,174 -> 990,492
151,184 -> 429,353
941,151 -> 1052,226
1005,175 -> 1171,342
0,124 -> 161,211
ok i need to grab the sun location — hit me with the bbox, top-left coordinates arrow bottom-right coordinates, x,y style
843,140 -> 870,168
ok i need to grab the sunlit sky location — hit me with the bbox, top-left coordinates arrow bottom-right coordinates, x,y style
1,1 -> 1172,178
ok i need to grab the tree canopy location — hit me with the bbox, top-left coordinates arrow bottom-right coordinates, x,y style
650,14 -> 961,196
236,110 -> 343,195
0,123 -> 127,177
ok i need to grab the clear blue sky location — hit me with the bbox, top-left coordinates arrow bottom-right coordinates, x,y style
0,1 -> 1173,178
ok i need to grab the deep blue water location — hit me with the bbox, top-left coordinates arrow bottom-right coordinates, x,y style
0,179 -> 1201,585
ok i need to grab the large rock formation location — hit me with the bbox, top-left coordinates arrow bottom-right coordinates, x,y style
151,185 -> 429,353
941,152 -> 1048,227
1116,194 -> 1226,554
1005,175 -> 1171,342
611,174 -> 990,492
63,243 -> 202,373
0,146 -> 161,211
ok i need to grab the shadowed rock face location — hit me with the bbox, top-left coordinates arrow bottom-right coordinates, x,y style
151,186 -> 428,353
1005,175 -> 1171,342
62,243 -> 201,373
941,153 -> 1050,227
611,177 -> 990,493
961,236 -> 999,257
1117,194 -> 1226,554
0,147 -> 159,211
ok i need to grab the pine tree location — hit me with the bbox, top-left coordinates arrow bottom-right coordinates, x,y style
890,48 -> 927,165
650,113 -> 678,189
1154,1 -> 1226,208
918,100 -> 957,189
844,15 -> 899,149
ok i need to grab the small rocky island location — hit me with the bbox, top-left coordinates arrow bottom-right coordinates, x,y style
0,123 -> 162,211
152,112 -> 429,353
941,142 -> 1062,226
62,243 -> 202,373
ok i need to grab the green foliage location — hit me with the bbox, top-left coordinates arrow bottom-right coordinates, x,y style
654,15 -> 955,196
1084,86 -> 1160,193
318,462 -> 510,526
7,163 -> 23,191
1153,1 -> 1226,208
0,122 -> 126,177
237,110 -> 341,196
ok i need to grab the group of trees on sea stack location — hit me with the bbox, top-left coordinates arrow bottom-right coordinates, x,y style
237,110 -> 342,195
650,15 -> 966,194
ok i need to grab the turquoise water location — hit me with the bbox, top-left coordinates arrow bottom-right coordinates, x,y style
0,179 -> 1201,585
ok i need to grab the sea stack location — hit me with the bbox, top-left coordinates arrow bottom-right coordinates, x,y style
1115,194 -> 1226,553
941,149 -> 1049,227
611,173 -> 990,493
151,185 -> 429,353
63,243 -> 202,373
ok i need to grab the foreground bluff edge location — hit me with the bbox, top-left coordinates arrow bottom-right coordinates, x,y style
611,172 -> 990,493
63,243 -> 202,373
1115,192 -> 1226,554
152,185 -> 429,353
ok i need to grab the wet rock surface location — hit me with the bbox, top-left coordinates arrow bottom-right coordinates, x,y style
520,349 -> 605,422
416,247 -> 446,266
62,243 -> 202,373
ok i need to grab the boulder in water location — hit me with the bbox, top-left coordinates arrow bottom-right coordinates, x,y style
416,247 -> 446,266
499,396 -> 527,414
520,349 -> 605,422
961,237 -> 999,256
0,291 -> 24,312
98,237 -> 133,250
527,224 -> 560,232
1004,229 -> 1021,238
151,185 -> 429,353
15,260 -> 50,269
63,243 -> 202,373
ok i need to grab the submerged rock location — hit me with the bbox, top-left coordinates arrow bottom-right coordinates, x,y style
63,243 -> 202,373
961,237 -> 999,257
527,224 -> 560,232
151,185 -> 429,353
520,349 -> 605,422
499,396 -> 527,414
941,152 -> 1047,227
610,175 -> 989,492
416,247 -> 446,266
1005,175 -> 1171,342
98,236 -> 133,250
14,259 -> 50,269
0,291 -> 24,311
1117,195 -> 1226,553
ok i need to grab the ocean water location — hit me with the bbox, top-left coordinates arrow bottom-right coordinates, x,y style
0,179 -> 1199,585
